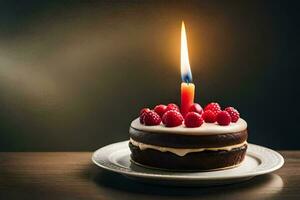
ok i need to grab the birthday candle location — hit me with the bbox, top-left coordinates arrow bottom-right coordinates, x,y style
180,21 -> 195,117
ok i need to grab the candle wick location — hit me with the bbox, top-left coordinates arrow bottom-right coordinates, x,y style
182,74 -> 192,84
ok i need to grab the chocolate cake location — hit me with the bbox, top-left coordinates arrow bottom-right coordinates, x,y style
129,117 -> 248,171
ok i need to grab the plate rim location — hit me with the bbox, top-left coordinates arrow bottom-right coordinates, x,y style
92,140 -> 284,180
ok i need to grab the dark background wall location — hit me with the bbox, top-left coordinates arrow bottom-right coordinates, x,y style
0,0 -> 298,151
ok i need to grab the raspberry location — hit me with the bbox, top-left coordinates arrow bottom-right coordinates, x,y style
139,108 -> 150,124
188,103 -> 203,114
162,110 -> 183,127
202,110 -> 217,123
165,103 -> 180,112
144,110 -> 162,126
225,107 -> 240,123
216,111 -> 231,126
204,102 -> 221,114
184,112 -> 204,128
154,104 -> 167,117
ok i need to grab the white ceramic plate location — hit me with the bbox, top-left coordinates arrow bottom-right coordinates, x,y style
92,141 -> 284,186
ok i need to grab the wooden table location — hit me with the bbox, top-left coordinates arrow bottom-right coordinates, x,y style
0,152 -> 299,200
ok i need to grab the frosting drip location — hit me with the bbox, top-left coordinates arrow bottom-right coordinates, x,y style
130,138 -> 247,157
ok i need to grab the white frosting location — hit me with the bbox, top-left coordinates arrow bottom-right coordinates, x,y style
130,138 -> 247,156
131,118 -> 247,136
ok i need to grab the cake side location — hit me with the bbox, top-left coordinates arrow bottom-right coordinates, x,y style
129,142 -> 247,171
129,117 -> 248,171
130,127 -> 248,148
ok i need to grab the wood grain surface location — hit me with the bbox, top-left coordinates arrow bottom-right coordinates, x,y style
0,151 -> 299,200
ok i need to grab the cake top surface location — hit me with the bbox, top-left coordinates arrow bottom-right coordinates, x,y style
130,118 -> 247,135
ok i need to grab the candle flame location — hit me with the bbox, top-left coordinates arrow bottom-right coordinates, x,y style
181,21 -> 192,83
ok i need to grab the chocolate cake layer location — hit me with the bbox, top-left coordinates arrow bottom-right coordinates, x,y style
130,127 -> 248,148
129,142 -> 247,171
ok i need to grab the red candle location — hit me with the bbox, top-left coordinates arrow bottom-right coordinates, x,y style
180,21 -> 195,117
181,82 -> 195,117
